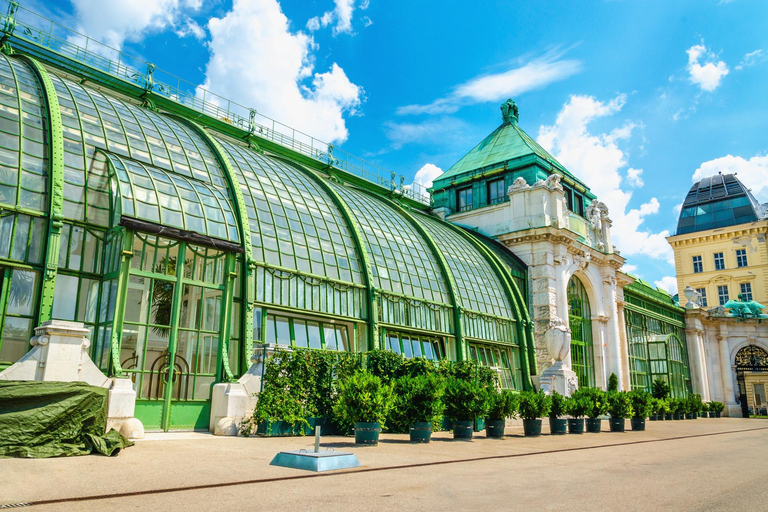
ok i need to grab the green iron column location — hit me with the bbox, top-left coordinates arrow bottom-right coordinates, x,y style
19,55 -> 64,323
361,192 -> 465,361
167,116 -> 254,379
272,156 -> 379,351
439,221 -> 536,390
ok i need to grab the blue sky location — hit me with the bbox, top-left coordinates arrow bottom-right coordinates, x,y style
38,0 -> 768,293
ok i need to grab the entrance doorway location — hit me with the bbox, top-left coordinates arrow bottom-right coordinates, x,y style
119,233 -> 233,431
735,345 -> 768,418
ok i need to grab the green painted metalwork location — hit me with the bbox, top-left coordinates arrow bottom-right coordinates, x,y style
18,55 -> 62,323
168,118 -> 255,379
568,276 -> 596,388
266,156 -> 378,351
358,192 -> 464,359
108,227 -> 133,377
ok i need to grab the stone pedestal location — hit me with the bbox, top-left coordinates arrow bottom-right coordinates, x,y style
539,361 -> 579,396
0,320 -> 143,439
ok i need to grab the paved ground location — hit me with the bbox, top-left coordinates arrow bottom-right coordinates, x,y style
2,418 -> 768,511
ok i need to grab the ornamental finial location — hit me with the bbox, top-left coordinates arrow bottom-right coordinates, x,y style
501,98 -> 519,125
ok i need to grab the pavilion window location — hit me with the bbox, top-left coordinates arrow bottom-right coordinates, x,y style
262,312 -> 350,351
487,178 -> 506,205
457,187 -> 473,212
469,343 -> 521,390
385,331 -> 444,360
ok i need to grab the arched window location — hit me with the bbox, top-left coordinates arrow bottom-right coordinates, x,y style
568,276 -> 595,387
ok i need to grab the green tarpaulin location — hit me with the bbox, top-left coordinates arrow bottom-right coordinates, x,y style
0,381 -> 134,458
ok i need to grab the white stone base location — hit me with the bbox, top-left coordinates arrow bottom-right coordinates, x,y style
209,382 -> 249,434
539,361 -> 579,396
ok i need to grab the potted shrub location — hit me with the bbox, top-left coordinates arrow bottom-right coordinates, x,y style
565,394 -> 590,434
700,401 -> 709,419
709,401 -> 725,418
333,371 -> 394,446
652,379 -> 671,401
628,390 -> 653,431
670,398 -> 684,420
654,398 -> 671,421
574,387 -> 607,433
607,391 -> 633,432
485,389 -> 518,439
549,391 -> 568,435
391,373 -> 445,443
444,377 -> 487,440
690,394 -> 704,419
518,390 -> 552,437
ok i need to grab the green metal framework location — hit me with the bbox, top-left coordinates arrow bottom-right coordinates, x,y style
568,275 -> 595,388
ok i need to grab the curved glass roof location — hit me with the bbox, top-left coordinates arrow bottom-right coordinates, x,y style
332,184 -> 449,303
49,70 -> 227,225
0,54 -> 48,213
677,173 -> 761,235
98,152 -> 239,242
412,211 -> 514,318
218,138 -> 364,284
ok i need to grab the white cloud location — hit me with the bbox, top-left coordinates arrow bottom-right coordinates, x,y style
537,94 -> 673,264
397,50 -> 582,116
622,264 -> 638,274
626,167 -> 644,187
70,0 -> 202,50
383,117 -> 467,150
735,49 -> 768,70
175,17 -> 205,40
412,163 -> 443,189
673,202 -> 683,215
307,0 -> 365,36
686,42 -> 729,92
654,276 -> 678,295
200,0 -> 363,144
692,154 -> 768,202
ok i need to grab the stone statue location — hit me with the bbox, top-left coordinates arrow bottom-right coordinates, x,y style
509,176 -> 529,192
545,173 -> 563,191
501,99 -> 519,124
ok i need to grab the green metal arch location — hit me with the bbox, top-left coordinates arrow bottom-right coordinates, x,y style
17,55 -> 64,323
270,156 -> 379,351
354,191 -> 465,360
430,217 -> 535,389
165,115 -> 256,380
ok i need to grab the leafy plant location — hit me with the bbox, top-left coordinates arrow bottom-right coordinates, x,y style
365,349 -> 404,384
517,390 -> 552,420
607,391 -> 633,419
687,393 -> 704,414
653,398 -> 670,415
628,390 -> 654,419
709,401 -> 725,413
565,395 -> 590,418
573,387 -> 607,419
443,377 -> 487,420
486,389 -> 519,421
651,379 -> 671,400
608,373 -> 619,392
389,373 -> 446,430
549,391 -> 567,419
333,371 -> 394,425
668,397 -> 685,414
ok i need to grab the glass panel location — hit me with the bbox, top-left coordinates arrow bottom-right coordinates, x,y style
0,316 -> 33,363
294,319 -> 309,348
6,269 -> 37,316
52,273 -> 78,320
307,321 -> 322,350
275,316 -> 290,345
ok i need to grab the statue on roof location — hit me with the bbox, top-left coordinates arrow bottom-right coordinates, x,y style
501,99 -> 519,125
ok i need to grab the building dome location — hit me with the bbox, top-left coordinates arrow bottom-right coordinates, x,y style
676,173 -> 762,235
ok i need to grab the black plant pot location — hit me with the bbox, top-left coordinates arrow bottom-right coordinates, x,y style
549,418 -> 567,435
485,419 -> 506,439
609,418 -> 625,432
354,422 -> 381,445
673,413 -> 683,420
586,418 -> 602,433
568,418 -> 585,434
631,417 -> 646,431
523,419 -> 542,437
410,422 -> 432,443
649,414 -> 658,421
452,420 -> 474,440
716,412 -> 722,418
665,414 -> 673,420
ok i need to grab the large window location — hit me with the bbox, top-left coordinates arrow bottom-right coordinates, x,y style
718,285 -> 729,305
469,343 -> 521,389
692,255 -> 703,274
740,283 -> 753,301
457,187 -> 473,212
696,288 -> 708,307
736,249 -> 748,268
263,312 -> 350,351
568,276 -> 595,388
714,252 -> 725,270
386,331 -> 444,360
487,179 -> 505,205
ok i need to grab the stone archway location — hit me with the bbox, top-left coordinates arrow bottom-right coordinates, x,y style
734,345 -> 768,418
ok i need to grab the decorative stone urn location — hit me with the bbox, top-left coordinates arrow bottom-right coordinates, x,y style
539,316 -> 579,396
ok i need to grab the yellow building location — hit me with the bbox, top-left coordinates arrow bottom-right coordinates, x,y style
668,173 -> 768,308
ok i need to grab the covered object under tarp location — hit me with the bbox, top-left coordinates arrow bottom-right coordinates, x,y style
0,381 -> 133,458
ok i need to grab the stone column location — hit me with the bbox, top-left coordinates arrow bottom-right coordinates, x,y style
616,301 -> 631,390
602,274 -> 624,389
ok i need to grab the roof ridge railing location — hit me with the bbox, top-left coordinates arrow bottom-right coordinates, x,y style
0,0 -> 430,204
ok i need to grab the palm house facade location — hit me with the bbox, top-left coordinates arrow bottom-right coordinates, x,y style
0,2 -> 702,434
